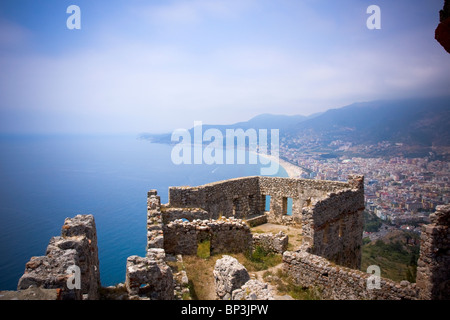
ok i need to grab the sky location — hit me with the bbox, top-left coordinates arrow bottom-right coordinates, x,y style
0,0 -> 449,134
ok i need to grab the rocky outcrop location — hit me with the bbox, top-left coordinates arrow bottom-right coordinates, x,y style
213,255 -> 250,300
125,249 -> 174,300
17,214 -> 100,300
214,255 -> 274,300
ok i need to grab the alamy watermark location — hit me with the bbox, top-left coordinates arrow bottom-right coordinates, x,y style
366,265 -> 381,290
66,5 -> 81,30
66,4 -> 380,31
367,5 -> 381,30
170,121 -> 280,176
66,265 -> 81,290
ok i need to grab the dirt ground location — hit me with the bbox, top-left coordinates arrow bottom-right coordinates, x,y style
182,223 -> 303,300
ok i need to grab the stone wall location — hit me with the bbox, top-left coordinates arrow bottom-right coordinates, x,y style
17,214 -> 100,300
167,176 -> 359,226
302,176 -> 365,270
284,203 -> 450,300
162,218 -> 252,256
283,250 -> 418,300
416,204 -> 450,300
168,176 -> 262,220
147,190 -> 164,250
252,231 -> 289,254
161,206 -> 211,224
125,249 -> 174,300
259,176 -> 353,226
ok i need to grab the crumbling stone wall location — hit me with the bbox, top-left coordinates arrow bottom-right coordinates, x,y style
259,175 -> 360,226
283,250 -> 418,300
159,175 -> 365,269
125,249 -> 174,300
416,204 -> 450,300
161,206 -> 210,224
283,203 -> 450,300
168,176 -> 262,219
162,218 -> 252,256
17,214 -> 100,300
167,176 -> 360,226
303,176 -> 365,270
252,231 -> 289,254
147,190 -> 164,250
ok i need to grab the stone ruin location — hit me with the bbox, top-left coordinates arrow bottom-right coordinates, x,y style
125,249 -> 173,300
15,215 -> 100,300
3,175 -> 449,300
158,175 -> 365,270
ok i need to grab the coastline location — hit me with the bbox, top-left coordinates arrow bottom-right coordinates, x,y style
256,152 -> 304,178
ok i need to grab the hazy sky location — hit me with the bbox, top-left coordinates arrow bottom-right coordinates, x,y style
0,0 -> 448,134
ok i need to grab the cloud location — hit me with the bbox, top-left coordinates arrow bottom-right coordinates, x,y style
1,0 -> 449,134
134,0 -> 256,25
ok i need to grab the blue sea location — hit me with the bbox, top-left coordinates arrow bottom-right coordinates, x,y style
0,134 -> 287,290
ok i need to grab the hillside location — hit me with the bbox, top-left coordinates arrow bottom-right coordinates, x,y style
140,113 -> 314,144
361,229 -> 420,283
141,97 -> 450,158
286,97 -> 450,147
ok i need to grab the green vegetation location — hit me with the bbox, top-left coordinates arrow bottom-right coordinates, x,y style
183,246 -> 283,300
197,240 -> 211,259
361,231 -> 420,282
363,211 -> 383,232
263,269 -> 321,300
243,246 -> 282,271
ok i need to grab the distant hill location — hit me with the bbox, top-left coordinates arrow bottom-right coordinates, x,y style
141,97 -> 450,158
286,97 -> 450,147
140,113 -> 315,144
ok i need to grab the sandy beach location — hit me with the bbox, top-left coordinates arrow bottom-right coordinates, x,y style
257,153 -> 304,178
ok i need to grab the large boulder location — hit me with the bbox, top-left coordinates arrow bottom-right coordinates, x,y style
213,255 -> 250,300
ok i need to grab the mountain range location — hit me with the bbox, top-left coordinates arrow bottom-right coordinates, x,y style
286,97 -> 450,147
141,96 -> 450,158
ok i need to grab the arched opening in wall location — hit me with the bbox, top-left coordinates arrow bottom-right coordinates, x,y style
265,195 -> 271,212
